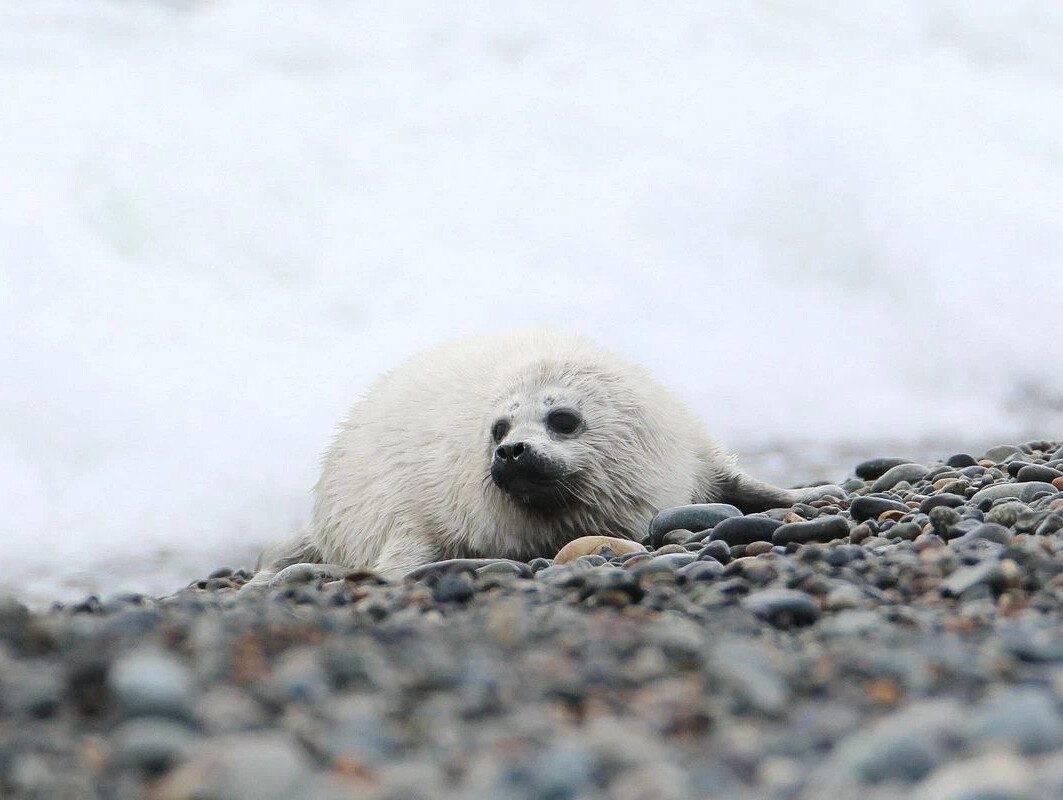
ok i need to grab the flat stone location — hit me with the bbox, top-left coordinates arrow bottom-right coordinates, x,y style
854,457 -> 910,480
771,516 -> 850,547
742,589 -> 819,626
870,463 -> 930,492
111,717 -> 198,774
966,687 -> 1063,754
707,516 -> 783,546
109,648 -> 195,720
155,732 -> 312,800
647,504 -> 742,548
984,444 -> 1022,463
971,482 -> 1057,504
405,559 -> 532,581
849,496 -> 910,523
941,561 -> 1006,598
554,536 -> 646,564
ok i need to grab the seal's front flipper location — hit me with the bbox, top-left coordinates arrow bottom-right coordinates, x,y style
716,473 -> 843,514
246,529 -> 324,587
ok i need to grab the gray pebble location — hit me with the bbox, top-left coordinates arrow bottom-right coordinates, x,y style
771,515 -> 850,547
707,515 -> 783,546
111,717 -> 198,773
109,647 -> 195,720
870,463 -> 930,492
941,560 -> 1006,598
647,504 -> 742,547
855,457 -> 911,480
742,589 -> 819,626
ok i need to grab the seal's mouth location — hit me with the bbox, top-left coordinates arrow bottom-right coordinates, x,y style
490,446 -> 571,511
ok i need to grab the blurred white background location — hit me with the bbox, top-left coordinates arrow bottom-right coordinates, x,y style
2,1 -> 1062,603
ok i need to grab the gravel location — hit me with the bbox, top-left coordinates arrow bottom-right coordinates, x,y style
4,440 -> 1063,798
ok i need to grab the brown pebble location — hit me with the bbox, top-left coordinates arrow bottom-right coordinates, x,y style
866,678 -> 901,707
655,544 -> 689,555
554,536 -> 646,564
744,541 -> 774,556
849,523 -> 872,544
1053,476 -> 1063,491
877,509 -> 907,523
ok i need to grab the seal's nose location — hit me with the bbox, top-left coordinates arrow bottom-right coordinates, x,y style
494,442 -> 527,461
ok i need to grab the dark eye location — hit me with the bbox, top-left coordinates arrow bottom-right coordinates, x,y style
546,409 -> 582,435
491,419 -> 509,443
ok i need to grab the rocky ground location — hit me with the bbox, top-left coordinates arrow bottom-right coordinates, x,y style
3,442 -> 1063,799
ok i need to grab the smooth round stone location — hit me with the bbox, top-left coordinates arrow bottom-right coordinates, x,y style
1055,477 -> 1063,491
647,504 -> 742,547
742,589 -> 819,626
889,522 -> 922,542
528,558 -> 552,573
870,463 -> 930,492
476,561 -> 527,578
1005,460 -> 1031,478
431,575 -> 476,603
744,541 -> 774,557
1017,464 -> 1063,483
941,561 -> 1006,598
928,505 -> 961,536
854,457 -> 910,480
268,563 -> 347,588
985,502 -> 1027,527
708,516 -> 783,546
918,494 -> 965,514
660,528 -> 693,546
111,717 -> 198,773
771,516 -> 850,547
946,453 -> 977,468
970,482 -> 1057,504
405,558 -> 532,580
109,648 -> 195,720
698,539 -> 731,564
154,732 -> 312,800
984,444 -> 1022,463
632,553 -> 696,576
967,688 -> 1063,755
957,523 -> 1014,545
850,496 -> 910,523
841,478 -> 865,492
678,560 -> 725,581
554,536 -> 646,564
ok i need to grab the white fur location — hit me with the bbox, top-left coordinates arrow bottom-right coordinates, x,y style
259,329 -> 772,580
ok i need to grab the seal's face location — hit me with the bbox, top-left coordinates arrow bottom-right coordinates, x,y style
488,385 -> 588,513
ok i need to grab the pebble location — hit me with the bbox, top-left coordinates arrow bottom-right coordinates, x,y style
155,732 -> 312,800
647,504 -> 742,547
854,457 -> 911,480
941,560 -> 1006,597
970,482 -> 1058,504
870,463 -> 930,492
984,444 -> 1022,463
742,589 -> 819,626
111,717 -> 198,773
707,515 -> 783,546
7,439 -> 1063,799
109,647 -> 195,720
771,515 -> 850,546
849,496 -> 910,522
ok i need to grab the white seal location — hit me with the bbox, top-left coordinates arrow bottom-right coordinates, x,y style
255,330 -> 834,580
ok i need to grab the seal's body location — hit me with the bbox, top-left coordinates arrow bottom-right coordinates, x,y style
256,330 -> 829,579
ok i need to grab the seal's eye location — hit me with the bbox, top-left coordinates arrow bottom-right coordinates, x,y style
491,419 -> 509,443
546,409 -> 582,435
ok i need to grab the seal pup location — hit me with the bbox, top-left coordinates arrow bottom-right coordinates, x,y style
254,329 -> 838,581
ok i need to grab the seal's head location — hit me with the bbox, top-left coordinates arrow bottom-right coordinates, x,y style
485,362 -> 652,518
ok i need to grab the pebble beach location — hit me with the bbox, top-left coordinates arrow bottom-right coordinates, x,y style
4,441 -> 1063,799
